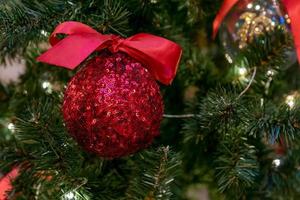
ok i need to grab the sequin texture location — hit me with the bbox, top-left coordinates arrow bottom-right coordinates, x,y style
62,52 -> 164,158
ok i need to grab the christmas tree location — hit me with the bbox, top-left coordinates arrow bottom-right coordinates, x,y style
1,0 -> 300,199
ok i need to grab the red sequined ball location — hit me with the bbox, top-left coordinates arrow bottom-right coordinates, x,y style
62,52 -> 164,158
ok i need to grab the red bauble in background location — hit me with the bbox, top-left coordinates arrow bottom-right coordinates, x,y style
0,167 -> 19,200
62,52 -> 164,158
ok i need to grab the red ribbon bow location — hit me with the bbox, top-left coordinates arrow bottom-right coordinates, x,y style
37,21 -> 182,85
213,0 -> 300,62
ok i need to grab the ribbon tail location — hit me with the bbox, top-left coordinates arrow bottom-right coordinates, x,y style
213,0 -> 239,39
121,33 -> 182,85
37,34 -> 110,69
282,0 -> 300,63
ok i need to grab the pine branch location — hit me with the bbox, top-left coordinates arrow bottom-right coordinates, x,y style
0,0 -> 73,59
248,103 -> 300,147
197,87 -> 251,132
0,0 -> 131,60
126,147 -> 181,200
215,128 -> 259,197
0,95 -> 129,199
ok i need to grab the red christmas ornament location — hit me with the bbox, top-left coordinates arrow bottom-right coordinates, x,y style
37,21 -> 182,158
62,52 -> 163,158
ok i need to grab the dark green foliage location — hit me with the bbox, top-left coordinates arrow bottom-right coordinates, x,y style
1,93 -> 180,199
0,0 -> 131,60
1,0 -> 300,199
248,103 -> 300,146
215,132 -> 259,196
126,147 -> 181,200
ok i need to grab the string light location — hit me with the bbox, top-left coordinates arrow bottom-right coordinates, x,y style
225,53 -> 233,64
272,158 -> 281,168
237,66 -> 249,82
63,192 -> 75,200
285,92 -> 299,109
40,30 -> 48,37
7,122 -> 15,133
255,5 -> 261,10
42,81 -> 50,89
42,81 -> 53,94
238,67 -> 247,76
266,69 -> 275,77
286,95 -> 295,108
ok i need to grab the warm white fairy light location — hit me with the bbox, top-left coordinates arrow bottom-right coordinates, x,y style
238,67 -> 247,76
225,53 -> 233,64
271,21 -> 276,26
42,81 -> 50,89
237,67 -> 248,82
42,81 -> 53,93
63,192 -> 75,200
247,3 -> 253,9
285,94 -> 296,108
272,158 -> 281,168
7,122 -> 15,133
40,30 -> 48,37
267,70 -> 275,77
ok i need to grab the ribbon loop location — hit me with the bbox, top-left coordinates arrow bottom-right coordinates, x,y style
37,21 -> 182,85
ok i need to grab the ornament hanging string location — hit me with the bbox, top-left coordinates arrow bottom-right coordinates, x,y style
212,0 -> 300,62
37,21 -> 182,85
237,67 -> 257,99
163,114 -> 201,118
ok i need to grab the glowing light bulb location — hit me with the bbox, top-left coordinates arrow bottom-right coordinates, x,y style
42,81 -> 53,94
267,70 -> 275,77
42,81 -> 50,89
285,94 -> 296,108
63,192 -> 75,200
7,123 -> 15,133
40,30 -> 48,36
225,53 -> 233,64
238,67 -> 247,76
255,5 -> 261,10
272,158 -> 281,168
234,64 -> 250,82
247,3 -> 253,9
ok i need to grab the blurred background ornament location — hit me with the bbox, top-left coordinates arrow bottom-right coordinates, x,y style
0,58 -> 26,86
0,167 -> 19,200
218,0 -> 296,66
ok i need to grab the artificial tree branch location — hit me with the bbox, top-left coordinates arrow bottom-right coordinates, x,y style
164,67 -> 257,119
